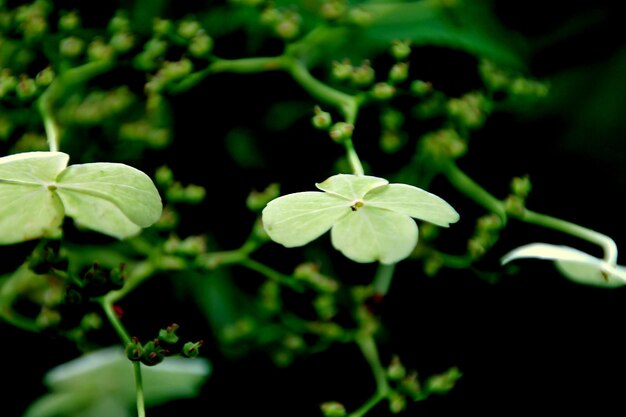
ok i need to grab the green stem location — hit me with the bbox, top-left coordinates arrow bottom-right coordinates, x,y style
372,263 -> 395,296
239,258 -> 305,292
440,161 -> 507,223
442,161 -> 618,265
38,60 -> 114,152
99,298 -> 131,345
105,261 -> 156,305
350,333 -> 390,417
133,362 -> 146,417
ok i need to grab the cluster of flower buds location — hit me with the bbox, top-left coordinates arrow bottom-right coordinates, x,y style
504,174 -> 532,216
126,323 -> 204,365
467,213 -> 505,259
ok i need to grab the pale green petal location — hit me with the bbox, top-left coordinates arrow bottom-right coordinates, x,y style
56,163 -> 162,239
364,183 -> 460,227
315,174 -> 388,200
262,191 -> 351,247
54,189 -> 142,239
0,184 -> 64,245
0,151 -> 68,185
331,207 -> 418,264
501,243 -> 626,288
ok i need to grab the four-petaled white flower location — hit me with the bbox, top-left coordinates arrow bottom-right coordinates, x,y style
501,243 -> 626,288
262,174 -> 460,264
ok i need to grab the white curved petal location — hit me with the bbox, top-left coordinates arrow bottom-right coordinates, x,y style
364,183 -> 460,227
315,174 -> 388,200
331,206 -> 418,264
0,151 -> 68,185
262,192 -> 351,247
501,243 -> 626,288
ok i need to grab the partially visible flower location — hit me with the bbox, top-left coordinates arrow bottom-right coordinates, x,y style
501,243 -> 626,288
23,346 -> 211,417
262,174 -> 459,264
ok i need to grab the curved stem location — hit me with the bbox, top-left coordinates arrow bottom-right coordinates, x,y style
441,161 -> 618,265
350,333 -> 390,417
99,298 -> 131,345
105,261 -> 156,305
38,60 -> 114,152
239,258 -> 305,292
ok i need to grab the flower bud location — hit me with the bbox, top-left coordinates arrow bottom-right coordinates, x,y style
387,355 -> 406,381
141,339 -> 168,366
35,66 -> 54,87
126,337 -> 143,361
182,340 -> 204,358
152,18 -> 173,37
320,401 -> 346,417
371,82 -> 395,100
388,392 -> 406,414
109,263 -> 126,289
391,40 -> 411,61
158,323 -> 180,345
410,79 -> 432,97
189,31 -> 213,57
110,31 -> 135,54
59,36 -> 84,58
398,371 -> 422,400
246,183 -> 280,212
59,10 -> 81,32
351,61 -> 375,87
331,59 -> 352,81
108,10 -> 130,33
312,106 -> 332,130
178,19 -> 202,40
16,77 -> 38,100
328,122 -> 353,143
87,38 -> 114,62
511,175 -> 531,199
425,366 -> 462,394
389,62 -> 409,84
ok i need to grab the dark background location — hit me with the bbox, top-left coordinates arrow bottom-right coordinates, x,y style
4,0 -> 626,415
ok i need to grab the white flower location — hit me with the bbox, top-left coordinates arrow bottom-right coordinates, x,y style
262,174 -> 459,264
501,243 -> 626,288
23,346 -> 211,417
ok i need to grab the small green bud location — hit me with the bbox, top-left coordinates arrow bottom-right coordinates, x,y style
351,61 -> 375,87
155,165 -> 174,187
87,38 -> 115,62
391,40 -> 411,61
371,82 -> 395,100
108,10 -> 130,33
144,38 -> 168,58
36,307 -> 61,329
15,77 -> 38,100
274,12 -> 300,40
141,339 -> 167,366
58,10 -> 80,31
346,7 -> 372,26
160,58 -> 193,81
420,128 -> 466,160
320,401 -> 347,417
182,340 -> 204,358
331,59 -> 352,81
158,323 -> 180,345
389,62 -> 409,84
35,66 -> 54,87
410,79 -> 433,97
126,337 -> 143,361
110,31 -> 135,53
153,18 -> 173,37
320,0 -> 347,20
177,18 -> 201,40
387,355 -> 406,381
328,122 -> 353,143
476,213 -> 502,233
380,108 -> 404,130
511,175 -> 532,198
59,36 -> 85,58
109,263 -> 126,289
399,371 -> 422,400
312,106 -> 332,130
425,366 -> 462,394
379,129 -> 407,154
260,7 -> 282,26
389,392 -> 406,414
504,195 -> 525,216
294,262 -> 339,293
246,183 -> 280,212
447,92 -> 490,129
313,294 -> 337,320
188,31 -> 213,57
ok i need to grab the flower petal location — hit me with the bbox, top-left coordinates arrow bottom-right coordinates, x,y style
331,206 -> 418,264
0,185 -> 64,245
364,183 -> 460,227
315,174 -> 388,200
0,151 -> 68,185
501,243 -> 626,288
262,191 -> 351,247
56,163 -> 163,239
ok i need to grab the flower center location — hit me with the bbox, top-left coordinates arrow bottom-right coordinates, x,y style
350,200 -> 364,211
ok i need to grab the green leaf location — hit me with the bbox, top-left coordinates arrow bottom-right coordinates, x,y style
54,162 -> 161,239
0,151 -> 68,184
364,183 -> 460,227
331,207 -> 418,264
501,243 -> 626,288
262,192 -> 350,247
